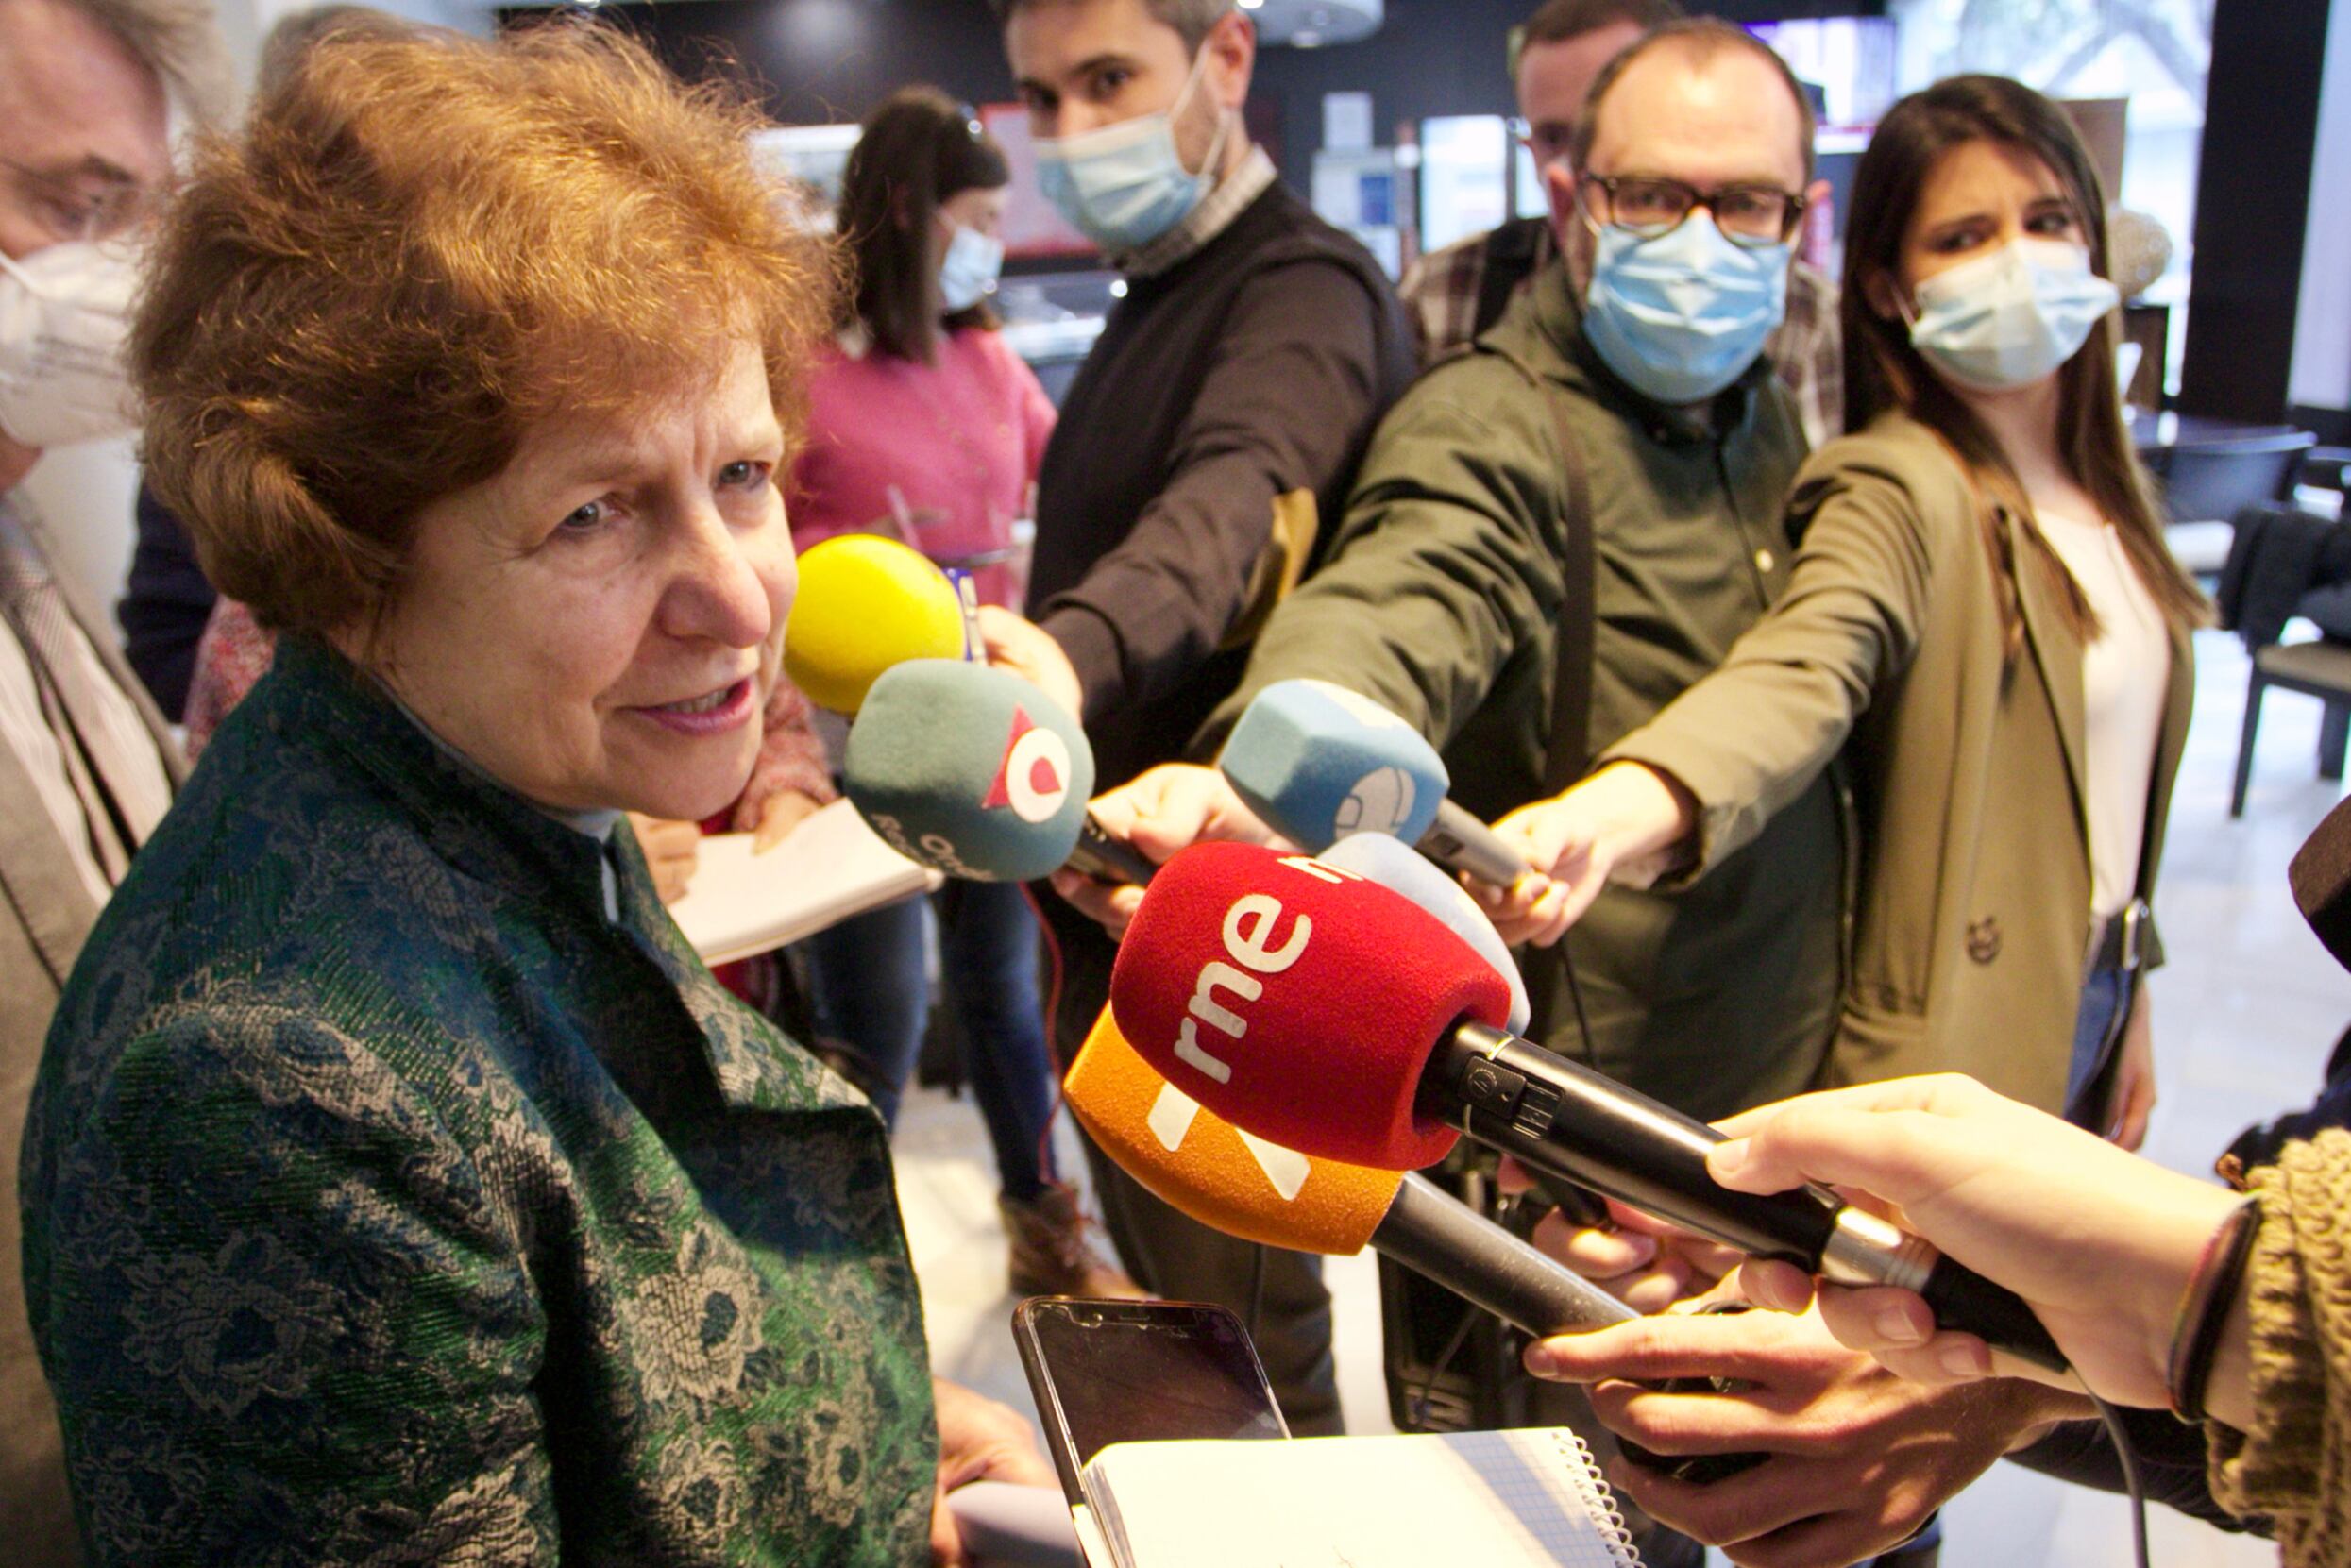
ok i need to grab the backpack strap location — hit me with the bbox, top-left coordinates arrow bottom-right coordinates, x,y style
1469,217 -> 1549,341
1541,393 -> 1596,795
1471,338 -> 1598,795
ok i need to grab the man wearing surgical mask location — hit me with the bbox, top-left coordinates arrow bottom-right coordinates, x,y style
984,0 -> 1413,1438
0,1 -> 224,1561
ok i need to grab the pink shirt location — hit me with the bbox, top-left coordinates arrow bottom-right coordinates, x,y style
790,325 -> 1057,609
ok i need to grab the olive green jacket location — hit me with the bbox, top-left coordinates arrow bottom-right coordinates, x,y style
1200,263 -> 1845,1121
1609,411 -> 2194,1112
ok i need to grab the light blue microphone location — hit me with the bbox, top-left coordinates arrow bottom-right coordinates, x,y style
1219,680 -> 1532,888
1218,679 -> 1447,851
1318,833 -> 1531,1035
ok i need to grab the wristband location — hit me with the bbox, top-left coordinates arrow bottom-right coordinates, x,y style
2166,1195 -> 2260,1424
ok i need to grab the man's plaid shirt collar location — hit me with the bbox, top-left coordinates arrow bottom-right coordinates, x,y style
1115,145 -> 1277,279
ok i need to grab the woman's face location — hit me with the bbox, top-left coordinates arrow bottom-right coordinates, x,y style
362,336 -> 794,820
933,184 -> 1006,270
1882,137 -> 2087,308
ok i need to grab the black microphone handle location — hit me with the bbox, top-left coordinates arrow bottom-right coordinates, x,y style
1919,1254 -> 2067,1372
1062,813 -> 1159,886
1371,1172 -> 1637,1338
1429,1024 -> 2068,1374
1433,1025 -> 1839,1264
1415,800 -> 1532,889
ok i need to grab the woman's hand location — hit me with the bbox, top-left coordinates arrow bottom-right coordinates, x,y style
1524,1303 -> 2091,1568
626,814 -> 702,904
976,604 -> 1083,721
928,1377 -> 1057,1566
1047,764 -> 1285,939
2104,990 -> 2156,1152
751,787 -> 823,853
1475,763 -> 1696,946
1702,1074 -> 2246,1412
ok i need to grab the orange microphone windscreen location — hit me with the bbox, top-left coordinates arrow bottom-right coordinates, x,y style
1064,1003 -> 1402,1256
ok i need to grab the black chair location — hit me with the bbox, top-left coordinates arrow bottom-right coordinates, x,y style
2232,640 -> 2351,817
2222,502 -> 2351,817
2163,430 -> 2318,519
2160,430 -> 2317,580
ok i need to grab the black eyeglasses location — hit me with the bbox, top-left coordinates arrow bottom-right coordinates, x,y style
1578,172 -> 1806,250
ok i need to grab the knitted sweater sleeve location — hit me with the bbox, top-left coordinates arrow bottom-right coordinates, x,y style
2207,1126 -> 2351,1566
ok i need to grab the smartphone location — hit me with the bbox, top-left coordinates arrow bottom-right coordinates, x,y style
1012,1297 -> 1290,1509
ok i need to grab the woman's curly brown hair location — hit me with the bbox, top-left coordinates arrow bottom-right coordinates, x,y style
131,20 -> 837,636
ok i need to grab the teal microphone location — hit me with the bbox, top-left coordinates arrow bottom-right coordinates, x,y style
842,659 -> 1154,885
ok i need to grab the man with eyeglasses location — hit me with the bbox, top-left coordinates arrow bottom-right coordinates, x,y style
1093,14 -> 1844,1136
0,1 -> 226,1562
1396,0 -> 1843,448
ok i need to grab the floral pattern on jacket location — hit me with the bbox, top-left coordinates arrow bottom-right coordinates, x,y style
20,638 -> 935,1565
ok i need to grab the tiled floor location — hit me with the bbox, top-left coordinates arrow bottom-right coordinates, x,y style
896,625 -> 2336,1567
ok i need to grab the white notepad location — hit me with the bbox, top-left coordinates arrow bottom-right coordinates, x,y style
668,801 -> 943,965
1078,1426 -> 1639,1568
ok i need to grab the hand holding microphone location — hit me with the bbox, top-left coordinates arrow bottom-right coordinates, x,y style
1107,843 -> 2070,1375
1047,675 -> 1564,937
1699,1075 -> 2252,1414
975,604 -> 1083,723
1502,1171 -> 1742,1314
1048,765 -> 1284,937
785,535 -> 1075,725
1480,762 -> 1700,947
786,534 -> 1147,893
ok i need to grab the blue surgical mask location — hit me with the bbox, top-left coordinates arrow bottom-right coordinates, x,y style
1580,215 -> 1790,406
1033,45 -> 1229,254
1904,236 -> 2120,393
939,222 -> 1003,312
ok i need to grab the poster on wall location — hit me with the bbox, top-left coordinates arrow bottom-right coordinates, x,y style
980,104 -> 1099,261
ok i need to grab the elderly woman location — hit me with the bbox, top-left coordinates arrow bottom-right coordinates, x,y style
21,25 -> 1043,1565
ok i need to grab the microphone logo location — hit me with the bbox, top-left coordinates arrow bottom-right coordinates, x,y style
980,706 -> 1074,825
1145,1083 -> 1311,1201
1333,766 -> 1417,836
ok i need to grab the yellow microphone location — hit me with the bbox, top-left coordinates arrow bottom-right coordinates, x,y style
784,534 -> 973,714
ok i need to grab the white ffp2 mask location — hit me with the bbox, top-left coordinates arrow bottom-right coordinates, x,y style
0,241 -> 144,450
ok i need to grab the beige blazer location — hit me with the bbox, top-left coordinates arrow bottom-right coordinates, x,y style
0,490 -> 185,1567
1611,412 -> 2193,1113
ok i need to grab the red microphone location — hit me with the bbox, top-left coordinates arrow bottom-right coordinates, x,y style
1107,841 -> 1511,1173
1108,842 -> 2069,1374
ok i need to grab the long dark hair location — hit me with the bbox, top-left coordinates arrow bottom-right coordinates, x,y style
1843,75 -> 2205,652
837,87 -> 1009,363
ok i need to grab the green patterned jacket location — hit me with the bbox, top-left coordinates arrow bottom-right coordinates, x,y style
20,638 -> 937,1564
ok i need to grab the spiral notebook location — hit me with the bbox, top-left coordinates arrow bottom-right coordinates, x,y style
1077,1426 -> 1639,1568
